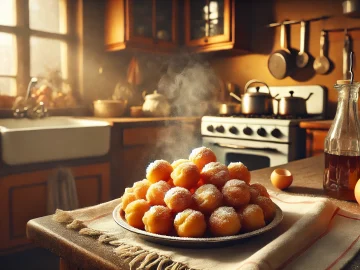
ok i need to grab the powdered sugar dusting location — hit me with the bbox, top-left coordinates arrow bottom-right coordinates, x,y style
175,209 -> 204,224
193,184 -> 222,211
194,184 -> 222,202
201,162 -> 230,187
211,206 -> 237,222
147,205 -> 172,218
224,179 -> 246,187
146,160 -> 172,175
243,204 -> 263,217
164,187 -> 192,211
189,147 -> 215,161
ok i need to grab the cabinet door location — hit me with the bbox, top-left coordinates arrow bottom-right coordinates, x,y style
0,163 -> 110,253
127,0 -> 154,46
185,0 -> 231,47
306,130 -> 328,157
155,0 -> 178,47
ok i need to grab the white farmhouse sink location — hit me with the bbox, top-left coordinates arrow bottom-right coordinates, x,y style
0,117 -> 111,165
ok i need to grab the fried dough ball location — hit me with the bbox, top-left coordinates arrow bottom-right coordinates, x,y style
249,187 -> 260,203
201,162 -> 230,188
124,187 -> 134,194
222,179 -> 250,208
146,180 -> 171,206
171,159 -> 190,169
124,199 -> 151,229
132,179 -> 151,200
146,160 -> 173,183
193,184 -> 223,214
164,187 -> 193,213
251,183 -> 270,198
174,209 -> 207,237
167,178 -> 174,187
228,162 -> 251,184
171,162 -> 200,189
121,192 -> 137,211
196,179 -> 206,188
209,206 -> 241,236
142,206 -> 173,235
237,204 -> 265,232
189,147 -> 217,170
254,196 -> 276,223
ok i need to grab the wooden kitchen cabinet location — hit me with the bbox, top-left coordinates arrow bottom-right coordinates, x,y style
105,0 -> 178,52
184,0 -> 250,53
0,162 -> 110,254
300,121 -> 332,157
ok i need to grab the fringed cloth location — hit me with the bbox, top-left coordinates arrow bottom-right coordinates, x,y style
53,191 -> 360,270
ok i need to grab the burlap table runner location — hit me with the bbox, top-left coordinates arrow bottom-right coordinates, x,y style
53,191 -> 360,270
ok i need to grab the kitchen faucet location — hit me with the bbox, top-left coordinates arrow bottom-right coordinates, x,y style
13,77 -> 48,119
25,77 -> 38,101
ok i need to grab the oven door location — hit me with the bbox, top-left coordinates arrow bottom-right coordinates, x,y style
202,137 -> 290,171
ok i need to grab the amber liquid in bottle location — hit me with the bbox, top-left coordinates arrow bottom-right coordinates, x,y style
323,80 -> 360,200
324,152 -> 360,201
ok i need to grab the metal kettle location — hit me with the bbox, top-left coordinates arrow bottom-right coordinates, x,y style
142,90 -> 171,117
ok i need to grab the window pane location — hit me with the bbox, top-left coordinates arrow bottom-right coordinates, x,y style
0,33 -> 17,76
0,77 -> 16,96
29,0 -> 66,33
30,37 -> 67,79
0,0 -> 16,26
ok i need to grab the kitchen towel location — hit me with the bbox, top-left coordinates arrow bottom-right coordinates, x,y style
47,167 -> 79,215
53,191 -> 360,270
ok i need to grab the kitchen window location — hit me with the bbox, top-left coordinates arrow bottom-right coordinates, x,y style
0,0 -> 76,97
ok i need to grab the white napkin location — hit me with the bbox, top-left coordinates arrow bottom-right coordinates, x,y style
53,191 -> 360,270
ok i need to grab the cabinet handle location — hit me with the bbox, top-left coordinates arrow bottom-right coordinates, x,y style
204,38 -> 208,43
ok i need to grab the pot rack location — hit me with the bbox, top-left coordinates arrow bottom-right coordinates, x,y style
267,15 -> 332,28
267,15 -> 360,37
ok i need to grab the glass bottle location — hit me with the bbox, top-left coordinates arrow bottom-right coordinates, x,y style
324,80 -> 360,200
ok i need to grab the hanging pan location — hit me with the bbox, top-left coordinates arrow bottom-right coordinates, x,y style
268,23 -> 295,79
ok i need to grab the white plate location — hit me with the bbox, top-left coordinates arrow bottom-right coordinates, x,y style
113,204 -> 283,249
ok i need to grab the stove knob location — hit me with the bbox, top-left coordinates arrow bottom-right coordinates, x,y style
229,126 -> 238,134
207,125 -> 214,132
215,125 -> 225,133
243,127 -> 253,136
257,128 -> 267,137
271,128 -> 282,138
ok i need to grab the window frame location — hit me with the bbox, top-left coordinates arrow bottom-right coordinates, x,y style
0,0 -> 79,97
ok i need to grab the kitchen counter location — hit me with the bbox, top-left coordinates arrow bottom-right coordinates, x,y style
81,116 -> 201,128
299,120 -> 332,130
27,155 -> 360,270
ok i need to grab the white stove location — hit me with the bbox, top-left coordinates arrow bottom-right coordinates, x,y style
201,85 -> 327,170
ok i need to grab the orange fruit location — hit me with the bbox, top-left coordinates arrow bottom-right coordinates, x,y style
270,168 -> 293,190
355,179 -> 360,205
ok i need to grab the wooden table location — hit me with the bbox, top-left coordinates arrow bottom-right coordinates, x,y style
27,155 -> 360,270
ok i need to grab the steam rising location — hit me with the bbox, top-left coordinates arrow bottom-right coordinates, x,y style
158,54 -> 221,116
154,54 -> 220,163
